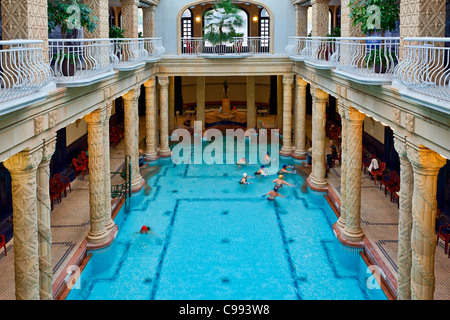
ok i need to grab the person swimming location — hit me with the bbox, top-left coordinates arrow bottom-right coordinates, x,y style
273,175 -> 294,191
236,157 -> 249,166
278,165 -> 296,175
264,152 -> 271,164
139,225 -> 152,234
239,173 -> 253,185
262,187 -> 286,201
255,165 -> 268,176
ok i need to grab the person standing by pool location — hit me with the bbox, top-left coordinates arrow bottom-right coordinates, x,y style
262,187 -> 286,201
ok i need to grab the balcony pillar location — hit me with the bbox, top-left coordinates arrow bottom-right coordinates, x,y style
120,0 -> 140,38
143,4 -> 156,38
407,143 -> 446,300
103,103 -> 115,232
293,77 -> 308,159
1,0 -> 49,59
36,137 -> 56,300
340,0 -> 364,37
342,107 -> 366,243
295,4 -> 308,37
280,75 -> 294,156
393,134 -> 414,300
84,109 -> 109,245
158,77 -> 172,157
196,76 -> 206,131
123,89 -> 144,190
144,78 -> 158,161
400,0 -> 446,38
4,145 -> 44,300
308,86 -> 328,190
336,102 -> 348,232
247,76 -> 256,130
311,0 -> 329,37
84,0 -> 109,39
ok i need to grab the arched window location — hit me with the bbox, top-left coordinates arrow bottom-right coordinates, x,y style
259,8 -> 270,50
181,9 -> 193,39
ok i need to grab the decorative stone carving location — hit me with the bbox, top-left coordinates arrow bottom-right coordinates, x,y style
311,0 -> 330,37
407,143 -> 447,300
406,114 -> 415,133
144,78 -> 158,160
337,102 -> 348,231
294,77 -> 309,158
48,111 -> 57,129
83,0 -> 109,39
158,76 -> 172,157
400,0 -> 446,39
4,145 -> 44,300
143,5 -> 156,38
341,0 -> 364,38
280,75 -> 295,155
35,116 -> 44,135
295,4 -> 308,37
103,103 -> 115,231
393,108 -> 401,125
120,0 -> 140,38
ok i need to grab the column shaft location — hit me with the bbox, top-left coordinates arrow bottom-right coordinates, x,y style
280,75 -> 294,155
103,104 -> 115,230
144,78 -> 158,160
311,0 -> 330,37
308,87 -> 328,189
407,144 -> 446,300
342,107 -> 365,242
159,77 -> 172,156
295,4 -> 308,37
294,77 -> 308,158
4,146 -> 44,300
336,102 -> 348,231
143,5 -> 156,38
85,109 -> 109,244
84,0 -> 109,38
120,0 -> 140,38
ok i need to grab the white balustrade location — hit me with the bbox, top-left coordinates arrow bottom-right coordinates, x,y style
181,37 -> 271,56
395,38 -> 450,102
0,40 -> 52,104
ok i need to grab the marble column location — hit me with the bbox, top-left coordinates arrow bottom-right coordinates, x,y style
280,75 -> 294,156
293,77 -> 308,158
36,137 -> 56,300
393,134 -> 414,300
103,103 -> 115,231
142,4 -> 156,38
247,76 -> 256,130
84,109 -> 109,244
120,0 -> 140,38
4,145 -> 44,300
342,107 -> 366,243
336,102 -> 348,231
158,76 -> 172,157
144,78 -> 158,160
123,89 -> 144,189
295,4 -> 308,37
407,143 -> 446,300
84,0 -> 109,39
308,86 -> 328,189
311,0 -> 330,37
196,76 -> 206,131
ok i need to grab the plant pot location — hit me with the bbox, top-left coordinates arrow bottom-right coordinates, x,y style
215,44 -> 227,55
62,60 -> 75,77
374,63 -> 387,74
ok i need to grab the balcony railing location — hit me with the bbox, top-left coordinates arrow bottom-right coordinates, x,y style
286,37 -> 337,68
0,40 -> 52,106
395,38 -> 450,103
143,37 -> 165,61
49,39 -> 115,86
334,37 -> 400,84
181,37 -> 271,56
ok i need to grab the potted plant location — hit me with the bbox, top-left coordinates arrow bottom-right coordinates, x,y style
110,26 -> 126,58
48,0 -> 99,39
203,0 -> 245,54
365,47 -> 397,73
54,53 -> 79,76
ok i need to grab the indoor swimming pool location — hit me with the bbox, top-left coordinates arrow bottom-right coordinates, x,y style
67,138 -> 387,300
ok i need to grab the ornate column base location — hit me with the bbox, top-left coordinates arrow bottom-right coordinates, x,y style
333,223 -> 365,248
280,147 -> 293,157
131,175 -> 145,193
307,176 -> 328,192
144,151 -> 159,161
86,225 -> 118,251
342,226 -> 365,243
292,150 -> 307,160
86,229 -> 109,245
158,148 -> 172,158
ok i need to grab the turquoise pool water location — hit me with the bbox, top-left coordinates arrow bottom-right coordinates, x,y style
67,138 -> 387,300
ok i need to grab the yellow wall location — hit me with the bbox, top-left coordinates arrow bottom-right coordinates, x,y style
66,119 -> 87,146
364,117 -> 385,143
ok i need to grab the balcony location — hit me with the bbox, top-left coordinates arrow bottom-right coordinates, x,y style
0,40 -> 53,116
180,37 -> 271,58
333,37 -> 400,85
395,38 -> 450,112
286,37 -> 400,85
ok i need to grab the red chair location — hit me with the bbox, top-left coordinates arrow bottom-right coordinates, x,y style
73,158 -> 87,180
437,224 -> 450,255
380,170 -> 398,196
388,180 -> 400,208
362,157 -> 371,175
78,155 -> 89,172
0,235 -> 7,256
371,162 -> 386,185
54,173 -> 71,197
81,151 -> 89,164
50,184 -> 61,211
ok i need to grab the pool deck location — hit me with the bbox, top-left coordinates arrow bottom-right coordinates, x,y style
0,120 -> 449,300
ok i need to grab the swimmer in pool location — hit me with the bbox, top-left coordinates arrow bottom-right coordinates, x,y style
255,165 -> 268,176
262,187 -> 286,201
278,165 -> 296,175
264,152 -> 271,164
139,225 -> 152,234
273,175 -> 294,190
236,157 -> 249,166
239,173 -> 253,185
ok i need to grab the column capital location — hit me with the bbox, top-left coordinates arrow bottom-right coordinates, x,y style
122,88 -> 140,102
346,106 -> 366,123
41,136 -> 57,163
312,87 -> 328,102
311,0 -> 330,4
4,145 -> 43,173
282,75 -> 295,85
393,134 -> 408,158
144,77 -> 156,88
158,76 -> 169,88
296,77 -> 308,87
337,101 -> 349,118
407,143 -> 447,172
120,0 -> 139,5
84,108 -> 106,124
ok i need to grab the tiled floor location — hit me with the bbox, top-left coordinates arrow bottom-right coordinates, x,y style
327,165 -> 450,300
